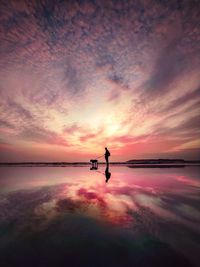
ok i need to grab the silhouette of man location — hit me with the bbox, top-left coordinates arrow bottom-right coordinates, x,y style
105,165 -> 111,183
105,147 -> 110,165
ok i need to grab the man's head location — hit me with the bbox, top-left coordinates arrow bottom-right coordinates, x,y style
105,147 -> 107,150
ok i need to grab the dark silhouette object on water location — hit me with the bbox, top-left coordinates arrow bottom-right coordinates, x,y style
105,147 -> 110,165
90,165 -> 112,183
90,159 -> 98,169
105,165 -> 111,183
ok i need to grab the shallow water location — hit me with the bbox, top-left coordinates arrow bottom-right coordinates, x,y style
0,165 -> 200,267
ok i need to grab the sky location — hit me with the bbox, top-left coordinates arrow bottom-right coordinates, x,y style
0,0 -> 200,162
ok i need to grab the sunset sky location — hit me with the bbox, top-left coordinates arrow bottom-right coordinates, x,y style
0,0 -> 200,162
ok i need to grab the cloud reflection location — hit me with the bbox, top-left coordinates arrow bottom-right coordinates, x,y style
0,166 -> 200,266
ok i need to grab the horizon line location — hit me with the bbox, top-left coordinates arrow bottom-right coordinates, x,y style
0,158 -> 200,164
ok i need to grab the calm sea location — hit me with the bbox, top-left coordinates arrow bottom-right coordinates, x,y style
0,165 -> 200,267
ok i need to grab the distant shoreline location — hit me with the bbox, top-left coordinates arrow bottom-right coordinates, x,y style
0,159 -> 200,168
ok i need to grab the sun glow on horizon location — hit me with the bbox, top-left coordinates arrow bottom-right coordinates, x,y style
0,0 -> 200,161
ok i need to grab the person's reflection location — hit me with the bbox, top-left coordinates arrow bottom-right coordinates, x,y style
105,165 -> 111,183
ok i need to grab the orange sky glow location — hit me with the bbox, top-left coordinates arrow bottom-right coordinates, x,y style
0,0 -> 200,162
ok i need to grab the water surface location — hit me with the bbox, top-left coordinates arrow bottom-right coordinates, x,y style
0,166 -> 200,267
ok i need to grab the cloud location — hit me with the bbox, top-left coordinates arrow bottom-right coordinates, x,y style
0,0 -> 200,161
18,125 -> 69,147
0,119 -> 15,129
178,115 -> 200,131
7,100 -> 33,119
63,123 -> 82,135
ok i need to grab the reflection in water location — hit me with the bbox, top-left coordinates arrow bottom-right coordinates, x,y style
90,164 -> 112,183
90,159 -> 98,169
90,166 -> 98,170
105,165 -> 111,183
0,166 -> 200,267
